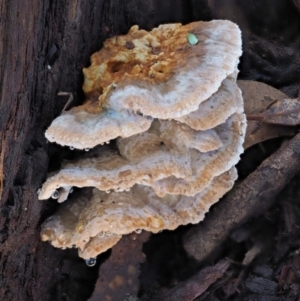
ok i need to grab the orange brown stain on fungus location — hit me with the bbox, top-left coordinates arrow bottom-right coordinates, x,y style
82,23 -> 200,106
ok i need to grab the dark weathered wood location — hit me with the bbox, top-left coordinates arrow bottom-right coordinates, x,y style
0,1 -> 107,300
150,260 -> 230,301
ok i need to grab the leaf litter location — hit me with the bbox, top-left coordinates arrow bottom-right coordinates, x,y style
238,80 -> 297,149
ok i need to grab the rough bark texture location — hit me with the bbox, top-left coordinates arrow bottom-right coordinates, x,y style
0,2 -> 107,300
1,0 -> 300,300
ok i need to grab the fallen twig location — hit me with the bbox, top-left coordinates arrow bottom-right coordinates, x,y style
183,132 -> 300,262
150,259 -> 230,301
57,91 -> 74,112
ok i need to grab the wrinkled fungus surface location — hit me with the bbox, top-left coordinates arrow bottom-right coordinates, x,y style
39,20 -> 246,259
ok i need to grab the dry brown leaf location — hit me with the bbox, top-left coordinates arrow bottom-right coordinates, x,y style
244,122 -> 295,150
88,231 -> 150,301
257,98 -> 300,126
237,80 -> 297,149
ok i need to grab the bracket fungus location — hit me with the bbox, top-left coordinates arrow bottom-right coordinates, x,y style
39,20 -> 246,259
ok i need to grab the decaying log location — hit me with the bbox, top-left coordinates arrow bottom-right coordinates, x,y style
183,133 -> 300,262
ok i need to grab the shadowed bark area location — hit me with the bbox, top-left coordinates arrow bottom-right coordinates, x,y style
1,0 -> 300,300
0,1 -> 106,300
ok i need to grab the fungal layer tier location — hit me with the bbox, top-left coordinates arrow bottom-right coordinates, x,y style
39,20 -> 246,259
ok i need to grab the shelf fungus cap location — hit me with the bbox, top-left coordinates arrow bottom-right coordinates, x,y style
83,20 -> 242,119
44,20 -> 241,150
41,168 -> 237,259
40,189 -> 92,249
78,234 -> 122,259
152,119 -> 223,153
152,112 -> 246,197
175,78 -> 243,131
39,117 -> 227,201
38,131 -> 194,201
45,101 -> 152,150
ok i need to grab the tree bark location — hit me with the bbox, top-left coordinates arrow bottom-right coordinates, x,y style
0,1 -> 108,300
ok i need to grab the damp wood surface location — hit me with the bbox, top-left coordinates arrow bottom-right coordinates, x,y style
1,1 -> 300,301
